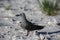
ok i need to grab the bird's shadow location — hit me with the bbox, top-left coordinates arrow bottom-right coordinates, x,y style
36,30 -> 60,35
36,30 -> 60,40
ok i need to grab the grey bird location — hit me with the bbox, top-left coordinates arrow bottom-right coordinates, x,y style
17,13 -> 45,36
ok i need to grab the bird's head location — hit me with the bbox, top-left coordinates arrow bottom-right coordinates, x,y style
18,13 -> 25,16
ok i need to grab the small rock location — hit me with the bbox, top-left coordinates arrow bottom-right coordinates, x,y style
27,1 -> 31,4
15,14 -> 20,17
24,6 -> 28,11
22,36 -> 27,39
0,36 -> 1,38
15,28 -> 19,31
0,34 -> 5,38
12,19 -> 16,21
39,34 -> 44,40
24,8 -> 28,11
31,19 -> 33,21
1,35 -> 4,38
20,22 -> 22,23
57,23 -> 60,26
10,27 -> 13,29
3,33 -> 6,35
20,7 -> 23,9
7,31 -> 11,33
44,37 -> 48,40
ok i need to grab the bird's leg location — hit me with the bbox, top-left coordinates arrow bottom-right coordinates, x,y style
26,30 -> 30,36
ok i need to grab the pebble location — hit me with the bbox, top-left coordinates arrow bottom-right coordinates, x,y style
15,28 -> 19,31
24,8 -> 28,11
20,22 -> 22,23
15,14 -> 20,17
10,27 -> 13,29
20,7 -> 23,9
57,23 -> 60,26
0,34 -> 5,38
2,35 -> 5,38
12,19 -> 16,21
3,33 -> 6,35
24,6 -> 28,11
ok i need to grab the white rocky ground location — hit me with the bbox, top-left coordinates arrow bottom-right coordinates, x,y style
0,0 -> 60,40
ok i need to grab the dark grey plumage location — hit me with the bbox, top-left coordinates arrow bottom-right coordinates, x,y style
19,13 -> 45,36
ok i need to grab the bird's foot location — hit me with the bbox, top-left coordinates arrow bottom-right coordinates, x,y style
25,30 -> 30,36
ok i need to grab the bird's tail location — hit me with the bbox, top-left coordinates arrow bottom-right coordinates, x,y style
27,24 -> 45,31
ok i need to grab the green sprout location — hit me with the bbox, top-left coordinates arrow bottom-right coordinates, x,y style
37,0 -> 60,16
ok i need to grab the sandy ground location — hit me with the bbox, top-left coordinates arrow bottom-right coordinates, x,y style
0,0 -> 60,40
